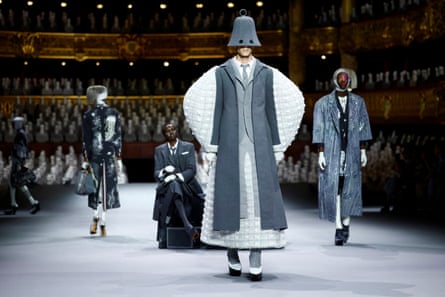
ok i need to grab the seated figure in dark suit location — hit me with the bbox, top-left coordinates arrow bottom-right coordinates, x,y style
153,123 -> 204,248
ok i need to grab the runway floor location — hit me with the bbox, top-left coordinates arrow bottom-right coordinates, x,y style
0,183 -> 444,297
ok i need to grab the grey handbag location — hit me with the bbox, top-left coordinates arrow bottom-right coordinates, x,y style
74,168 -> 97,195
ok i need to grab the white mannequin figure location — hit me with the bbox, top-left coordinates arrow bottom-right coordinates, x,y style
4,123 -> 15,142
75,78 -> 84,95
140,78 -> 150,95
409,70 -> 418,87
41,80 -> 53,95
365,73 -> 375,90
111,15 -> 121,33
35,123 -> 49,143
124,119 -> 137,142
53,81 -> 63,95
63,79 -> 74,95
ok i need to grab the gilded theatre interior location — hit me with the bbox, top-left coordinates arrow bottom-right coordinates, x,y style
0,0 -> 444,194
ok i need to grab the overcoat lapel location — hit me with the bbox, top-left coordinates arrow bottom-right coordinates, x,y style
328,94 -> 340,134
348,96 -> 358,126
221,60 -> 238,85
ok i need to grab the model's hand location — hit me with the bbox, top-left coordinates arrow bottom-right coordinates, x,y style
361,149 -> 367,167
205,152 -> 217,166
274,152 -> 284,165
81,161 -> 90,170
164,174 -> 176,183
116,159 -> 123,173
318,152 -> 326,170
164,165 -> 175,174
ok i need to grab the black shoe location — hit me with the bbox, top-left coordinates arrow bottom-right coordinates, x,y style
227,249 -> 241,276
100,225 -> 107,236
158,240 -> 167,249
335,229 -> 344,246
380,206 -> 390,213
158,227 -> 167,249
4,205 -> 18,215
30,203 -> 40,215
90,218 -> 99,234
248,268 -> 263,281
342,225 -> 350,243
186,226 -> 200,242
229,264 -> 241,276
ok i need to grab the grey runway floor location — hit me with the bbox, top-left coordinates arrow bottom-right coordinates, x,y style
0,183 -> 444,297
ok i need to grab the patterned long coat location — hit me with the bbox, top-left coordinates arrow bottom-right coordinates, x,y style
312,90 -> 372,222
10,128 -> 31,187
82,104 -> 122,210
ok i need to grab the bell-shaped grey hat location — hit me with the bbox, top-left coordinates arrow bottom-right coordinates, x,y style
228,9 -> 261,47
86,85 -> 108,104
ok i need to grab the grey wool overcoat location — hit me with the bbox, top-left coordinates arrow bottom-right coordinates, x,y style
184,58 -> 305,233
312,90 -> 372,222
210,60 -> 285,231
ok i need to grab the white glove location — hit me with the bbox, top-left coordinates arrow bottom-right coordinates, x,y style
81,161 -> 90,170
205,152 -> 217,165
274,152 -> 284,165
164,174 -> 176,183
164,165 -> 175,174
361,149 -> 367,167
318,152 -> 326,170
116,159 -> 123,173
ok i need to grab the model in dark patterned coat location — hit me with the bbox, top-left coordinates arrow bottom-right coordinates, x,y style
82,85 -> 123,236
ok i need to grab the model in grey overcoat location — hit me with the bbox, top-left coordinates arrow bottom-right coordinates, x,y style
312,90 -> 372,222
184,55 -> 305,249
210,59 -> 287,231
184,12 -> 305,279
